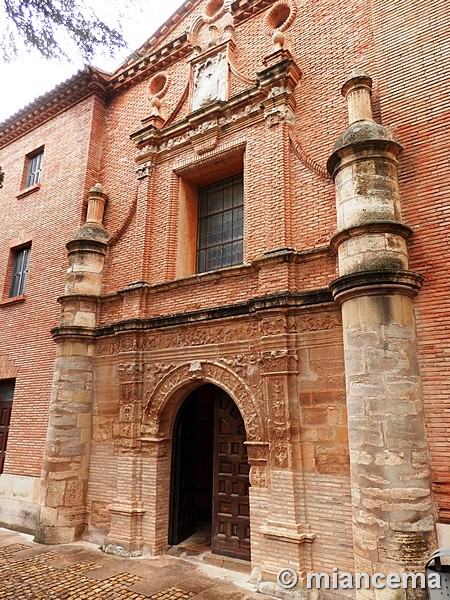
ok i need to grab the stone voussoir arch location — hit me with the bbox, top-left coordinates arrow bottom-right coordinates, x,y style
143,360 -> 265,442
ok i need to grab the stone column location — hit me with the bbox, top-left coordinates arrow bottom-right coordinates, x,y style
36,184 -> 109,544
328,70 -> 436,599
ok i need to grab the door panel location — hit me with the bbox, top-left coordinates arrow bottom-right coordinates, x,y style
212,390 -> 250,560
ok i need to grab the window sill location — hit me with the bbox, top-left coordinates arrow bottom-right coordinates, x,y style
16,184 -> 41,199
0,295 -> 26,307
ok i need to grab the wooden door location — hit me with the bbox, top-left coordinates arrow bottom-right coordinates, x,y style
0,381 -> 14,475
212,390 -> 250,560
169,395 -> 197,545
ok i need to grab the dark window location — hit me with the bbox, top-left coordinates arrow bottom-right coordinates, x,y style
26,151 -> 43,187
9,246 -> 31,297
0,380 -> 14,475
196,173 -> 243,273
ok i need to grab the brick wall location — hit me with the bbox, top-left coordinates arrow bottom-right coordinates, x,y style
0,94 -> 106,476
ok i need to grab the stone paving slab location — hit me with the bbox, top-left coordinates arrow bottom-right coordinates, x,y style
0,528 -> 266,600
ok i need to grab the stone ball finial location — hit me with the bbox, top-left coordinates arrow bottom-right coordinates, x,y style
150,96 -> 162,116
90,183 -> 104,194
272,30 -> 285,49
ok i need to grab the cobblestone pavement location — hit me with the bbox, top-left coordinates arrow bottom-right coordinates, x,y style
0,528 -> 265,600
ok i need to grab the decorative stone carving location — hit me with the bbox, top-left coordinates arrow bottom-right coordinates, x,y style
136,162 -> 152,180
142,361 -> 264,441
267,377 -> 288,442
246,441 -> 269,465
296,312 -> 342,332
118,363 -> 144,382
259,315 -> 287,337
97,334 -> 160,355
219,353 -> 260,379
263,105 -> 296,127
261,349 -> 297,374
192,52 -> 228,111
159,321 -> 258,348
273,442 -> 289,468
250,465 -> 267,488
118,382 -> 141,426
97,322 -> 260,355
135,101 -> 260,158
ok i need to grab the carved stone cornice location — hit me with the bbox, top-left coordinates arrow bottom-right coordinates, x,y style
51,325 -> 97,341
330,269 -> 424,304
131,86 -> 263,162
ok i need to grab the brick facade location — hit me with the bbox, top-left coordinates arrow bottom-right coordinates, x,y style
0,1 -> 449,598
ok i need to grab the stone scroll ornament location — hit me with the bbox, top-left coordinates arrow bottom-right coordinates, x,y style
142,360 -> 264,441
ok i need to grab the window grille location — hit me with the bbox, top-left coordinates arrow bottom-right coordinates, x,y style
196,174 -> 243,273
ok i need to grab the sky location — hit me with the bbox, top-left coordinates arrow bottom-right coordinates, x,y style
0,0 -> 184,123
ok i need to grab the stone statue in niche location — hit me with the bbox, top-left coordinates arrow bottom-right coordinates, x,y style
192,52 -> 228,111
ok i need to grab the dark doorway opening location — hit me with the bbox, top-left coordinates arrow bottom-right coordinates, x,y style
169,384 -> 250,561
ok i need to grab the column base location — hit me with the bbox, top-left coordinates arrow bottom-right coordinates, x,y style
34,523 -> 83,545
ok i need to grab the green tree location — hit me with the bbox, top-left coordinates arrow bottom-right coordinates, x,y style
1,0 -> 128,62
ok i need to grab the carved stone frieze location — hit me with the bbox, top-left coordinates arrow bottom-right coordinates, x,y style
97,322 -> 259,355
296,312 -> 342,332
259,315 -> 287,337
145,362 -> 176,391
142,361 -> 264,442
97,335 -> 158,356
118,382 -> 142,425
218,353 -> 260,379
135,101 -> 261,159
159,321 -> 258,348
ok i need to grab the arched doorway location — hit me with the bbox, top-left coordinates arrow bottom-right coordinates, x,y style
169,384 -> 250,560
